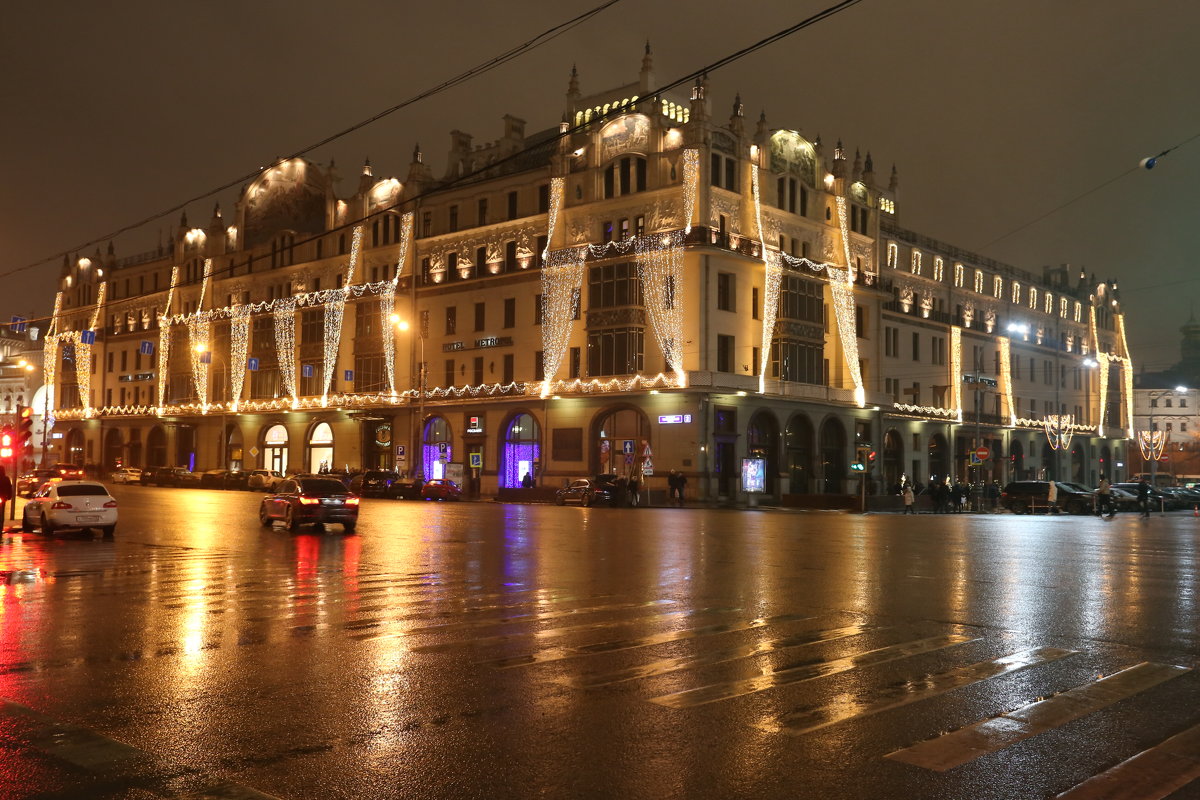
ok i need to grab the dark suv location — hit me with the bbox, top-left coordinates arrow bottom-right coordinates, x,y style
1001,480 -> 1093,515
349,470 -> 399,498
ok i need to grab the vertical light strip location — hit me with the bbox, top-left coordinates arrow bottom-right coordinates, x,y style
1115,313 -> 1135,435
187,314 -> 211,410
950,326 -> 963,421
157,266 -> 180,410
539,177 -> 586,397
752,162 -> 781,393
42,292 -> 62,417
832,195 -> 864,407
1089,305 -> 1107,437
382,211 -> 414,396
322,225 -> 363,402
998,336 -> 1015,426
635,230 -> 687,386
274,298 -> 297,404
229,304 -> 250,412
198,258 -> 213,310
75,281 -> 108,417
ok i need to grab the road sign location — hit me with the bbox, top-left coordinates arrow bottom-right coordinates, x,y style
622,440 -> 634,455
396,444 -> 406,457
975,446 -> 990,461
469,452 -> 483,469
249,446 -> 259,457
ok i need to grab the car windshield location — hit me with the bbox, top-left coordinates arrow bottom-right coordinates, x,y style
57,484 -> 109,497
1056,482 -> 1090,493
299,479 -> 348,495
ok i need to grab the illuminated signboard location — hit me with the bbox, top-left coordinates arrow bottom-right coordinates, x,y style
657,414 -> 693,425
742,458 -> 765,493
466,415 -> 484,434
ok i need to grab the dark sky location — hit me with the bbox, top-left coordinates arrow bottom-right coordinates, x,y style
2,1 -> 1197,371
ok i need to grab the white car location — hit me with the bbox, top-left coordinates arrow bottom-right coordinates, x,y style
110,467 -> 143,484
22,480 -> 118,537
247,469 -> 285,491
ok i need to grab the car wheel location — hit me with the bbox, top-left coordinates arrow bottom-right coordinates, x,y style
582,493 -> 593,507
285,507 -> 300,531
20,513 -> 32,533
40,514 -> 54,535
555,495 -> 565,506
342,521 -> 357,534
259,504 -> 272,527
100,525 -> 115,538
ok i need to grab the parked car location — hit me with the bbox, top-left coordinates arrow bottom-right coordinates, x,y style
247,469 -> 285,492
349,470 -> 400,498
1107,486 -> 1140,512
1112,482 -> 1177,511
200,469 -> 250,490
1000,480 -> 1093,515
421,478 -> 462,501
53,463 -> 85,479
258,476 -> 359,532
17,468 -> 59,497
139,466 -> 175,486
388,478 -> 425,500
555,477 -> 621,507
109,467 -> 143,485
22,480 -> 117,537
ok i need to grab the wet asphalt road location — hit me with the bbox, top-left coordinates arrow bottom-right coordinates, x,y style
3,488 -> 1200,799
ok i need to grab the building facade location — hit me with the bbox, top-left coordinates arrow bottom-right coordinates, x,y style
42,52 -> 1135,500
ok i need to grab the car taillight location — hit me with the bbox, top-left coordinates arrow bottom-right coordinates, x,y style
298,496 -> 320,505
345,497 -> 360,505
103,500 -> 118,508
50,501 -> 72,510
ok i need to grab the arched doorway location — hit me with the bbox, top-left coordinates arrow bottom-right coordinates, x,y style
501,412 -> 540,488
1010,439 -> 1025,480
883,429 -> 904,491
103,428 -> 123,472
226,423 -> 244,470
423,416 -> 452,480
307,422 -> 334,473
746,410 -> 779,496
785,414 -> 814,494
928,433 -> 950,485
146,426 -> 167,467
263,424 -> 288,473
819,417 -> 847,494
594,406 -> 651,477
65,428 -> 85,466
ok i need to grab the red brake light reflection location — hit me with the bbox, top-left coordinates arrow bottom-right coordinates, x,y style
298,497 -> 320,505
346,497 -> 360,505
103,500 -> 118,508
50,501 -> 72,510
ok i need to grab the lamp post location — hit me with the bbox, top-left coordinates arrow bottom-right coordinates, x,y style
391,315 -> 425,481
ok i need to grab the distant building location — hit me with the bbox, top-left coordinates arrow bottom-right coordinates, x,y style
42,49 -> 1134,499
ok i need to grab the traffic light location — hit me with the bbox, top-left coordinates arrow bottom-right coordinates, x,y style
17,406 -> 33,455
850,461 -> 865,472
0,428 -> 12,460
854,445 -> 874,472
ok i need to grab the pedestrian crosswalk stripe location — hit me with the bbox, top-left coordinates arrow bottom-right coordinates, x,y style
487,613 -> 817,670
544,622 -> 875,684
761,646 -> 1077,736
649,634 -> 974,709
1054,719 -> 1200,799
406,607 -> 739,652
405,598 -> 674,635
887,662 -> 1190,772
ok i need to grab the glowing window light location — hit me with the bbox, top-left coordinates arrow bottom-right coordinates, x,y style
1060,297 -> 1068,319
1011,281 -> 1021,304
954,263 -> 964,287
887,242 -> 898,268
1044,291 -> 1054,315
973,269 -> 984,293
1029,287 -> 1039,309
993,275 -> 1003,298
1074,301 -> 1082,322
911,250 -> 922,275
933,256 -> 944,282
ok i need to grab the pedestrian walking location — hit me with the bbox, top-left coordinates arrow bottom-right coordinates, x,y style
628,475 -> 640,507
1137,478 -> 1152,518
0,466 -> 11,527
902,483 -> 915,514
986,480 -> 1000,512
1096,475 -> 1115,519
949,482 -> 962,513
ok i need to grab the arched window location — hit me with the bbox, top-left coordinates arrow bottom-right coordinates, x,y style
308,422 -> 334,473
502,413 -> 541,488
264,424 -> 289,474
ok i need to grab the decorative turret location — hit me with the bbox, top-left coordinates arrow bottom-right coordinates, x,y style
755,110 -> 769,141
831,139 -> 847,181
210,202 -> 223,230
852,148 -> 863,182
689,73 -> 709,123
889,164 -> 899,193
862,151 -> 875,187
406,143 -> 433,191
729,92 -> 744,137
566,64 -> 581,106
639,41 -> 654,93
358,158 -> 374,194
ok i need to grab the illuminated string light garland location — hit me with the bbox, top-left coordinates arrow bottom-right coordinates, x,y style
1137,429 -> 1168,461
157,267 -> 180,410
274,298 -> 297,403
1115,313 -> 1135,435
950,326 -> 963,421
751,162 -> 781,393
229,304 -> 250,412
42,292 -> 62,418
998,336 -> 1015,425
187,260 -> 213,409
635,230 -> 687,385
539,177 -> 585,397
381,212 -> 414,396
1044,414 -> 1074,450
832,196 -> 864,407
321,226 -> 363,403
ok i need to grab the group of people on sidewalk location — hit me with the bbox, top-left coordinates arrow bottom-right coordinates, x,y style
896,477 -> 1002,514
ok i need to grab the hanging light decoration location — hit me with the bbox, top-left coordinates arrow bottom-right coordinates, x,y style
832,196 -> 864,407
274,297 -> 297,404
1137,429 -> 1168,461
1115,313 -> 1135,435
187,260 -> 213,409
998,336 -> 1015,425
382,212 -> 414,396
157,266 -> 180,411
950,326 -> 963,419
42,292 -> 62,420
539,177 -> 585,397
751,161 -> 781,394
322,226 -> 363,403
635,229 -> 687,386
1044,414 -> 1075,450
229,304 -> 250,412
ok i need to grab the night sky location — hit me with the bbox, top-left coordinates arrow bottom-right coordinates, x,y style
3,1 -> 1197,370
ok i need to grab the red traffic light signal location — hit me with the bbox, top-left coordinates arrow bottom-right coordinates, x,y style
0,427 -> 12,459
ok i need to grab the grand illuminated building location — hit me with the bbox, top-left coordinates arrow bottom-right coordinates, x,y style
44,50 -> 1135,500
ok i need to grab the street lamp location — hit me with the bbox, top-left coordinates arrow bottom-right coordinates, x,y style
390,314 -> 425,481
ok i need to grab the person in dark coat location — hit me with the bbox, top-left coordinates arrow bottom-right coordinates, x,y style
0,466 -> 11,525
1137,479 -> 1152,518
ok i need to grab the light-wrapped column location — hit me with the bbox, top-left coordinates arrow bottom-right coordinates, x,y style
833,196 -> 865,406
187,315 -> 211,408
274,298 -> 297,402
229,304 -> 250,412
752,162 -> 781,393
950,326 -> 963,421
998,336 -> 1015,425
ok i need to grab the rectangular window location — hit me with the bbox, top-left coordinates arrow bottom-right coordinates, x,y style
534,350 -> 545,381
717,272 -> 735,311
507,191 -> 518,220
444,359 -> 456,388
716,334 -> 735,373
445,306 -> 457,336
588,262 -> 642,309
534,294 -> 543,325
569,347 -> 580,379
586,328 -> 644,376
912,332 -> 920,361
537,184 -> 550,214
503,353 -> 514,384
474,302 -> 486,331
855,305 -> 865,339
503,298 -> 516,329
477,198 -> 487,226
473,356 -> 484,385
752,287 -> 760,320
449,205 -> 459,233
353,354 -> 386,393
